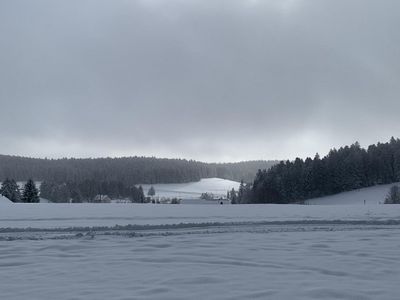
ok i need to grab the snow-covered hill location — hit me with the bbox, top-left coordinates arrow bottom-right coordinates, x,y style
140,178 -> 240,199
306,183 -> 398,205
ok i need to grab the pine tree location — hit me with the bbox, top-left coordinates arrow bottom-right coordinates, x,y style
230,188 -> 237,204
238,180 -> 244,204
130,186 -> 146,203
22,179 -> 40,203
138,186 -> 145,203
0,178 -> 21,202
39,180 -> 52,200
148,186 -> 156,197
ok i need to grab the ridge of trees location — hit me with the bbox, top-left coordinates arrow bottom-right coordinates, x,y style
40,180 -> 146,203
251,138 -> 400,204
0,155 -> 277,185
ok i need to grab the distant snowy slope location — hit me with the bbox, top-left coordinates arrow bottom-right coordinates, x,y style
0,195 -> 12,204
140,178 -> 240,199
306,183 -> 399,205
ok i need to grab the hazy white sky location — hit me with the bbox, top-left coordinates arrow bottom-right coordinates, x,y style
1,0 -> 399,162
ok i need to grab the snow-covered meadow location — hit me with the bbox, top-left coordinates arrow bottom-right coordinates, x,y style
140,178 -> 240,199
1,201 -> 400,299
306,182 -> 399,205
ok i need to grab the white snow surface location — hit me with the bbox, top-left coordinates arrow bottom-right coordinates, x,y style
306,183 -> 398,205
0,203 -> 399,229
1,204 -> 400,299
0,195 -> 12,203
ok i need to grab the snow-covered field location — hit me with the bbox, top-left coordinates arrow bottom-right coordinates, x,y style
1,203 -> 400,299
140,178 -> 240,199
306,183 -> 398,205
0,203 -> 399,229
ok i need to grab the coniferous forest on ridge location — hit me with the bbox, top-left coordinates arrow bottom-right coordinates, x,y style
250,138 -> 400,204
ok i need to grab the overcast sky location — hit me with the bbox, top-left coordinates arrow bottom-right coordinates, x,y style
0,0 -> 399,162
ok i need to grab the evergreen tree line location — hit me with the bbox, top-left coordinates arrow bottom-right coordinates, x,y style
0,155 -> 277,185
1,179 -> 39,203
228,180 -> 253,204
251,138 -> 400,204
40,180 -> 146,203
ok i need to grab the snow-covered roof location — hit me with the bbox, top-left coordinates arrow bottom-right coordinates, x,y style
0,195 -> 12,204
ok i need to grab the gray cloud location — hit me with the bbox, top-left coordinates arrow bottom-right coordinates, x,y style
0,0 -> 399,161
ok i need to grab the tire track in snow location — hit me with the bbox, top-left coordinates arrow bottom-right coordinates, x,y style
1,220 -> 400,241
